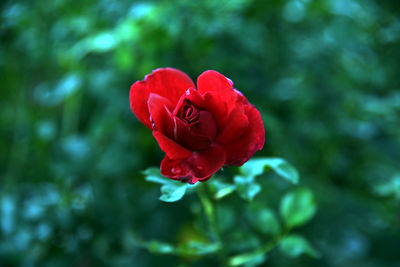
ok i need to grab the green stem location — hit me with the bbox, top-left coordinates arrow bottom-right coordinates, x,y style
228,230 -> 288,266
197,183 -> 227,263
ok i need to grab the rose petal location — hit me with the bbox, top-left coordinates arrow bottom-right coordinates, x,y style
130,68 -> 195,129
147,93 -> 174,132
197,70 -> 234,98
216,106 -> 249,144
191,110 -> 218,141
153,131 -> 192,160
173,116 -> 211,151
171,88 -> 218,150
173,88 -> 204,116
223,105 -> 265,166
160,145 -> 226,184
200,92 -> 229,131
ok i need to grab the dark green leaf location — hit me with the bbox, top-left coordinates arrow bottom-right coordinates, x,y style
279,235 -> 320,258
176,241 -> 220,256
280,188 -> 316,229
248,207 -> 281,236
147,240 -> 175,254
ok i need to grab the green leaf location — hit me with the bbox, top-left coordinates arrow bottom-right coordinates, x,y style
373,174 -> 400,200
216,204 -> 235,231
143,167 -> 188,202
229,251 -> 267,267
159,184 -> 187,202
248,207 -> 281,236
146,240 -> 175,254
280,188 -> 316,229
145,240 -> 220,257
208,180 -> 236,199
176,241 -> 220,256
234,175 -> 261,201
239,158 -> 299,184
279,235 -> 320,258
143,167 -> 171,184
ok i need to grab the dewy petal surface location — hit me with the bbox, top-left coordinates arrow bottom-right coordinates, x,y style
130,68 -> 195,129
160,145 -> 226,184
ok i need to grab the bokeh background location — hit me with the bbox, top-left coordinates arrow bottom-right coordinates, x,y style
1,0 -> 400,266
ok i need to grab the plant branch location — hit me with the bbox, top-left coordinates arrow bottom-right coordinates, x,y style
197,182 -> 227,263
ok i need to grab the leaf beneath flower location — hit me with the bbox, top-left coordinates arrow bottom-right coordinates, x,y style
239,157 -> 299,184
143,167 -> 188,202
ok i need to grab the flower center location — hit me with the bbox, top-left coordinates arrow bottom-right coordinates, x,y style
179,100 -> 200,125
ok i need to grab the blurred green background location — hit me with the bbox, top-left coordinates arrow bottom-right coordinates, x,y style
1,0 -> 400,266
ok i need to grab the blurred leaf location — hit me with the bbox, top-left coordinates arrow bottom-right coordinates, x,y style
88,32 -> 118,53
248,207 -> 281,236
240,158 -> 299,184
228,251 -> 267,266
216,204 -> 235,232
143,240 -> 220,257
280,188 -> 316,229
279,235 -> 320,258
373,174 -> 400,200
143,167 -> 187,202
234,175 -> 261,201
176,241 -> 220,256
147,240 -> 175,254
208,179 -> 236,199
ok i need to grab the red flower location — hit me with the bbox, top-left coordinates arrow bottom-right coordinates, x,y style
130,68 -> 265,184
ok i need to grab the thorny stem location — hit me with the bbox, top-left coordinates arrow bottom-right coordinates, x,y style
197,183 -> 227,263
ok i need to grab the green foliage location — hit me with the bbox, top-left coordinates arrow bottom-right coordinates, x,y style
159,184 -> 187,202
280,188 -> 316,229
143,240 -> 219,257
372,173 -> 400,200
143,168 -> 191,202
144,156 -> 300,203
239,158 -> 299,184
147,241 -> 175,254
234,175 -> 262,201
208,180 -> 236,199
279,235 -> 320,258
232,157 -> 300,201
247,207 -> 281,236
228,251 -> 266,267
143,165 -> 316,265
176,241 -> 220,257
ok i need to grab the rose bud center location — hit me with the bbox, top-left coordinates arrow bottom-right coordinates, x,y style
172,98 -> 218,151
182,104 -> 200,125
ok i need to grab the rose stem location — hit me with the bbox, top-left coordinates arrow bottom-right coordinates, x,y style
197,182 -> 228,263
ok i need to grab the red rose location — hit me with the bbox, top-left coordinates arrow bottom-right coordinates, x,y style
130,68 -> 265,184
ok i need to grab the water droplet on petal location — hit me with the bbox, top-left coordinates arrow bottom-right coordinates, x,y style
196,165 -> 204,171
171,166 -> 182,175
